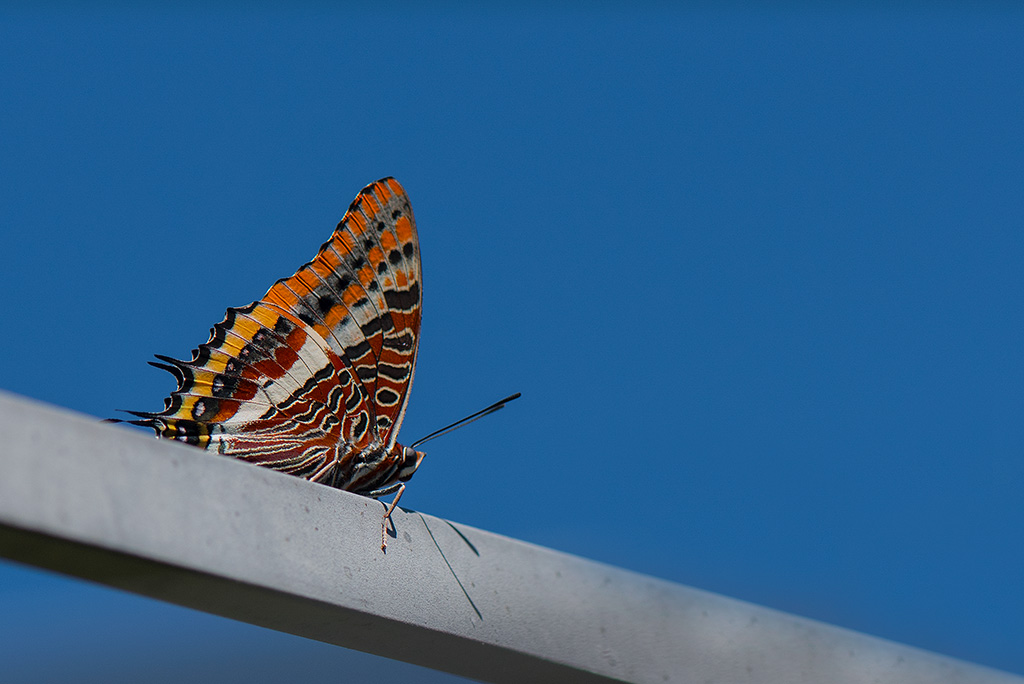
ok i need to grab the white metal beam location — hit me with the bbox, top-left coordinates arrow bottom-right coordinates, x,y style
0,390 -> 1019,684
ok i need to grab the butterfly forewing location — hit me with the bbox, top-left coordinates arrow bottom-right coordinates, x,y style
128,178 -> 422,490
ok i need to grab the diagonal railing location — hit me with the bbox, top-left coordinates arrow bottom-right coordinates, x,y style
0,389 -> 1019,684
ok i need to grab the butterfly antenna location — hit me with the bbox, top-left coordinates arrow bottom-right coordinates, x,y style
410,393 -> 521,449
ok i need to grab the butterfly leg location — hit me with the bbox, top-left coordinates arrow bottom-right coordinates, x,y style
381,483 -> 407,553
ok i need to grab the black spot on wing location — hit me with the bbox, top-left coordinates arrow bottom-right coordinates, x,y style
360,317 -> 383,337
375,388 -> 399,405
345,339 -> 372,360
251,327 -> 278,351
378,363 -> 410,381
274,316 -> 293,335
191,398 -> 220,421
353,412 -> 369,439
317,294 -> 335,314
382,332 -> 413,351
211,373 -> 239,398
344,391 -> 362,412
384,282 -> 420,311
329,273 -> 352,291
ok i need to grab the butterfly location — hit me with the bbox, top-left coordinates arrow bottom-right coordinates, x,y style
121,178 -> 428,550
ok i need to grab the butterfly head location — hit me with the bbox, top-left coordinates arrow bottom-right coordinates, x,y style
395,444 -> 426,483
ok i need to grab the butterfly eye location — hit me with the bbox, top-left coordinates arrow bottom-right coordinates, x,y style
397,446 -> 426,482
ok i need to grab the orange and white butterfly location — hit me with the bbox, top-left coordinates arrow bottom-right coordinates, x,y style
124,178 -> 426,548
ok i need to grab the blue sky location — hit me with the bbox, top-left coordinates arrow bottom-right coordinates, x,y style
2,6 -> 1023,682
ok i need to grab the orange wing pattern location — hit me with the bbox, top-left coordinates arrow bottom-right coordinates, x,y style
125,178 -> 426,495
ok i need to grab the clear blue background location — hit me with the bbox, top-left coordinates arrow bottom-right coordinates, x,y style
2,6 -> 1023,682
